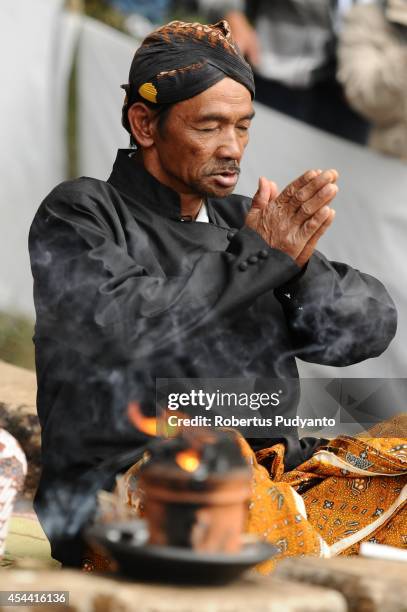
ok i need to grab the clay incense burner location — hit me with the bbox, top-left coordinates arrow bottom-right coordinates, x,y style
138,430 -> 251,553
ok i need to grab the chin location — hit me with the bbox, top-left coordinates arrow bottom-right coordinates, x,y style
213,186 -> 236,198
194,180 -> 236,199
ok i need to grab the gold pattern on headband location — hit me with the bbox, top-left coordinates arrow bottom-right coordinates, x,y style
138,82 -> 158,103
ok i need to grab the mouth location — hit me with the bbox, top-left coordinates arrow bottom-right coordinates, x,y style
210,171 -> 239,188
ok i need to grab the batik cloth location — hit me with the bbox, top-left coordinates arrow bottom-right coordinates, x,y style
0,429 -> 27,556
241,415 -> 407,573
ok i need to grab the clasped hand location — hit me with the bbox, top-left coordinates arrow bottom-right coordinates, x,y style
245,169 -> 338,268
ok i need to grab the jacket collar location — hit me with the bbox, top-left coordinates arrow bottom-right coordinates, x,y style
107,148 -> 216,222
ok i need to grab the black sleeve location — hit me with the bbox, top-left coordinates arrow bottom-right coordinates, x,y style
274,250 -> 397,366
30,185 -> 301,368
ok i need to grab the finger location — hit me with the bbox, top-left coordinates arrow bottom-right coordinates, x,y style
297,208 -> 335,267
331,169 -> 339,183
284,169 -> 338,212
251,176 -> 272,210
316,169 -> 339,183
276,169 -> 322,206
294,182 -> 338,223
300,205 -> 332,242
296,169 -> 338,204
296,209 -> 336,267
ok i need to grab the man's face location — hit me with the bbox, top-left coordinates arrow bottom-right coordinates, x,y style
151,77 -> 254,198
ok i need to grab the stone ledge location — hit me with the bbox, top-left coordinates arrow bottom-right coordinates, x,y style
274,556 -> 407,612
0,569 -> 347,612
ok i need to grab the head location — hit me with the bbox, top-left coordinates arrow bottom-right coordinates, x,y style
121,20 -> 255,198
128,78 -> 253,198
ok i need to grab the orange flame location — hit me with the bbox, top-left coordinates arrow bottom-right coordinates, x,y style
127,402 -> 180,437
127,402 -> 158,436
175,449 -> 200,472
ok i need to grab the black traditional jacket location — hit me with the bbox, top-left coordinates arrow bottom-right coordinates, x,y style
29,149 -> 397,565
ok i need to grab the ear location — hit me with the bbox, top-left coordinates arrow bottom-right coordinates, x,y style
127,102 -> 157,148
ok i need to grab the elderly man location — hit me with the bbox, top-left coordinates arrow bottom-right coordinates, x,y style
29,21 -> 397,567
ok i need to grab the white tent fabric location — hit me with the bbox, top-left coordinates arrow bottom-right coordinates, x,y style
0,1 -> 80,317
77,17 -> 140,180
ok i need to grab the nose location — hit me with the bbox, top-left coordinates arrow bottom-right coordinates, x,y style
217,127 -> 244,161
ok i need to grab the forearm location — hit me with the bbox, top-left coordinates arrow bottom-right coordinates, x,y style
275,251 -> 397,366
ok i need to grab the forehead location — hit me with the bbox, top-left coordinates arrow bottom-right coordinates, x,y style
172,77 -> 253,120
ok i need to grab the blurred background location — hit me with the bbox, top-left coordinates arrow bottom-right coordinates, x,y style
1,0 -> 406,380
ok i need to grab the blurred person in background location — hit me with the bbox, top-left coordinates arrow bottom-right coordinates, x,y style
107,0 -> 168,22
106,0 -> 170,36
337,0 -> 407,160
197,0 -> 373,143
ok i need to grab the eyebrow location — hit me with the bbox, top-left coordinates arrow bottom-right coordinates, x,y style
195,110 -> 256,123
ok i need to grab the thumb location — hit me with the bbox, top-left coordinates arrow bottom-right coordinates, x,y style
268,179 -> 279,202
251,177 -> 271,210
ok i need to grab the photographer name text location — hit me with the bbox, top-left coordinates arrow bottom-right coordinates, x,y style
166,415 -> 336,428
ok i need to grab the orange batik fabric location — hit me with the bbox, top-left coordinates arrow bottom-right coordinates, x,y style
237,437 -> 329,574
237,416 -> 406,573
280,432 -> 407,556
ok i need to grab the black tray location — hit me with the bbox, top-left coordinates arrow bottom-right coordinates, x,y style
85,520 -> 278,584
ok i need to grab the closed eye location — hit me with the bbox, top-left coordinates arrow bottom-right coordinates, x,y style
198,126 -> 218,132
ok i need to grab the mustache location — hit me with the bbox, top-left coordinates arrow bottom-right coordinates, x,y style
206,164 -> 241,175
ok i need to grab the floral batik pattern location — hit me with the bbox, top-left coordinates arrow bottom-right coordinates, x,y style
0,429 -> 27,556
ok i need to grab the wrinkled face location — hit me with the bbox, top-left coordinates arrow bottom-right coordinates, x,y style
152,78 -> 254,198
